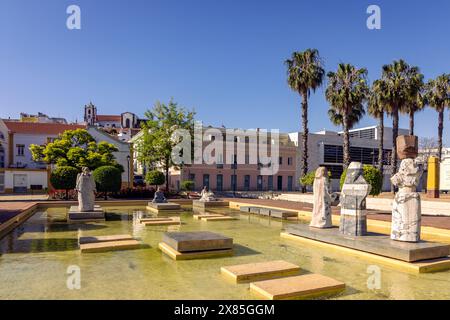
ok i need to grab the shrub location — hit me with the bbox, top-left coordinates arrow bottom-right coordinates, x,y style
340,165 -> 383,196
93,166 -> 122,200
145,170 -> 165,188
300,169 -> 331,188
181,180 -> 195,191
50,166 -> 79,200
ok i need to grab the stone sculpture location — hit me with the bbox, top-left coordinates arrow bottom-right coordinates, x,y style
391,158 -> 422,242
199,186 -> 217,202
310,167 -> 332,228
75,167 -> 96,212
152,187 -> 168,203
339,162 -> 371,236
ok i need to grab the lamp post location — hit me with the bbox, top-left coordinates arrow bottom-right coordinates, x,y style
127,155 -> 131,188
233,158 -> 237,197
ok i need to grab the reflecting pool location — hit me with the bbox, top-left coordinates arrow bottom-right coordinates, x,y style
0,206 -> 449,299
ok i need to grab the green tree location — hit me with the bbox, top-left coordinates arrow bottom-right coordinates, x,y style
30,129 -> 122,171
138,100 -> 195,191
93,166 -> 122,200
300,169 -> 331,188
400,69 -> 425,135
368,80 -> 387,173
426,74 -> 450,160
181,180 -> 195,191
340,165 -> 383,196
49,166 -> 78,199
285,49 -> 325,193
145,170 -> 166,188
325,63 -> 369,169
376,60 -> 423,189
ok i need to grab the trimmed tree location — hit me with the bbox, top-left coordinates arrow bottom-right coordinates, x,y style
340,165 -> 383,196
145,170 -> 166,189
93,166 -> 122,200
50,166 -> 79,200
181,180 -> 195,191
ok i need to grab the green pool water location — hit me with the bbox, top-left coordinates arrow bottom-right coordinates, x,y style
0,206 -> 449,300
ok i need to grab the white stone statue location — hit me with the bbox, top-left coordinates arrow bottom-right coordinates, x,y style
75,167 -> 96,212
339,162 -> 371,236
310,167 -> 332,228
390,158 -> 422,242
199,186 -> 217,202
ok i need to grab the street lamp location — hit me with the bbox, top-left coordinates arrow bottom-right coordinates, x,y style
127,155 -> 131,188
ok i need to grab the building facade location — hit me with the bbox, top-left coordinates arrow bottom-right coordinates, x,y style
289,126 -> 410,191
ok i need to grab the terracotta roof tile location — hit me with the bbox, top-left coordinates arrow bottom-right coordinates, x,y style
96,115 -> 121,122
3,121 -> 85,135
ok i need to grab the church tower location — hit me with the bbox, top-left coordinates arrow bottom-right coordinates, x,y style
84,102 -> 97,125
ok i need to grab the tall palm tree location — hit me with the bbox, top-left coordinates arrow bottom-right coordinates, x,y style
426,74 -> 450,160
378,60 -> 421,185
325,63 -> 369,169
400,70 -> 425,135
285,49 -> 325,192
368,80 -> 386,173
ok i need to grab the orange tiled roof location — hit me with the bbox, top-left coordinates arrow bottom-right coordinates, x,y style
96,115 -> 121,122
3,121 -> 85,135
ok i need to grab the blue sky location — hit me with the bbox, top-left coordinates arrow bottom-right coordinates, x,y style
1,0 -> 449,143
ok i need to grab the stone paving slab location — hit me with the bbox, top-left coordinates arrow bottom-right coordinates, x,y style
147,203 -> 181,210
139,217 -> 173,223
80,239 -> 142,253
142,217 -> 181,226
285,224 -> 450,262
221,260 -> 300,283
250,274 -> 345,300
79,234 -> 133,244
192,200 -> 229,208
201,216 -> 238,221
162,231 -> 233,252
159,242 -> 233,260
193,214 -> 225,220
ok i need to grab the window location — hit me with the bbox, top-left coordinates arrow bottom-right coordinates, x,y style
188,173 -> 195,181
231,174 -> 237,191
277,176 -> 283,191
257,175 -> 263,191
202,174 -> 210,189
16,144 -> 25,156
216,174 -> 223,191
279,157 -> 283,165
288,176 -> 293,191
244,175 -> 250,191
288,157 -> 293,166
245,155 -> 249,165
268,176 -> 273,191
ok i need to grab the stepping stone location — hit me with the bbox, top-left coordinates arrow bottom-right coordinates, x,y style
68,205 -> 105,222
142,217 -> 180,226
249,207 -> 261,214
269,210 -> 298,219
80,239 -> 142,253
250,274 -> 345,300
162,231 -> 233,252
202,216 -> 238,221
221,260 -> 300,283
239,206 -> 251,213
147,202 -> 181,211
79,234 -> 133,244
193,214 -> 225,220
139,217 -> 173,223
193,200 -> 229,209
159,242 -> 233,260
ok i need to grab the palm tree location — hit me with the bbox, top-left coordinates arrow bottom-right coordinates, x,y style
368,80 -> 386,173
325,63 -> 369,169
426,74 -> 450,160
285,49 -> 325,192
401,70 -> 425,135
378,60 -> 421,185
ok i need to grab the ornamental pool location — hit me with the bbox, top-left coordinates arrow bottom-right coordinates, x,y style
0,206 -> 449,300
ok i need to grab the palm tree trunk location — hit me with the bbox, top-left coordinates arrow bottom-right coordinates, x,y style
438,108 -> 444,160
409,110 -> 414,136
391,106 -> 399,194
378,115 -> 384,175
300,92 -> 309,193
342,111 -> 350,169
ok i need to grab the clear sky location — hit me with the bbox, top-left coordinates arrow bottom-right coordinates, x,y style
1,0 -> 449,143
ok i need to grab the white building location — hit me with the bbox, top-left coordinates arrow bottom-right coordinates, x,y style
0,120 -> 132,193
289,125 -> 409,191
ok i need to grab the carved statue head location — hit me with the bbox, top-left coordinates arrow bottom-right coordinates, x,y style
344,162 -> 364,184
391,158 -> 422,188
82,167 -> 90,175
315,167 -> 328,179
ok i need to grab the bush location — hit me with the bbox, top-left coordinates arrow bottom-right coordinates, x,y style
181,180 -> 195,191
93,166 -> 122,200
145,170 -> 165,188
50,166 -> 79,199
300,169 -> 331,188
340,165 -> 383,196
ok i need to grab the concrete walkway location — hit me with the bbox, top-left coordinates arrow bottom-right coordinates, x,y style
0,202 -> 37,224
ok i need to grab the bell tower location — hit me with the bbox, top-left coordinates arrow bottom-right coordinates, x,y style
84,102 -> 97,125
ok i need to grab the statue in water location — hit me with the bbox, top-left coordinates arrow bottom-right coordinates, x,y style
310,167 -> 332,228
199,186 -> 217,202
152,187 -> 168,203
75,167 -> 96,212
